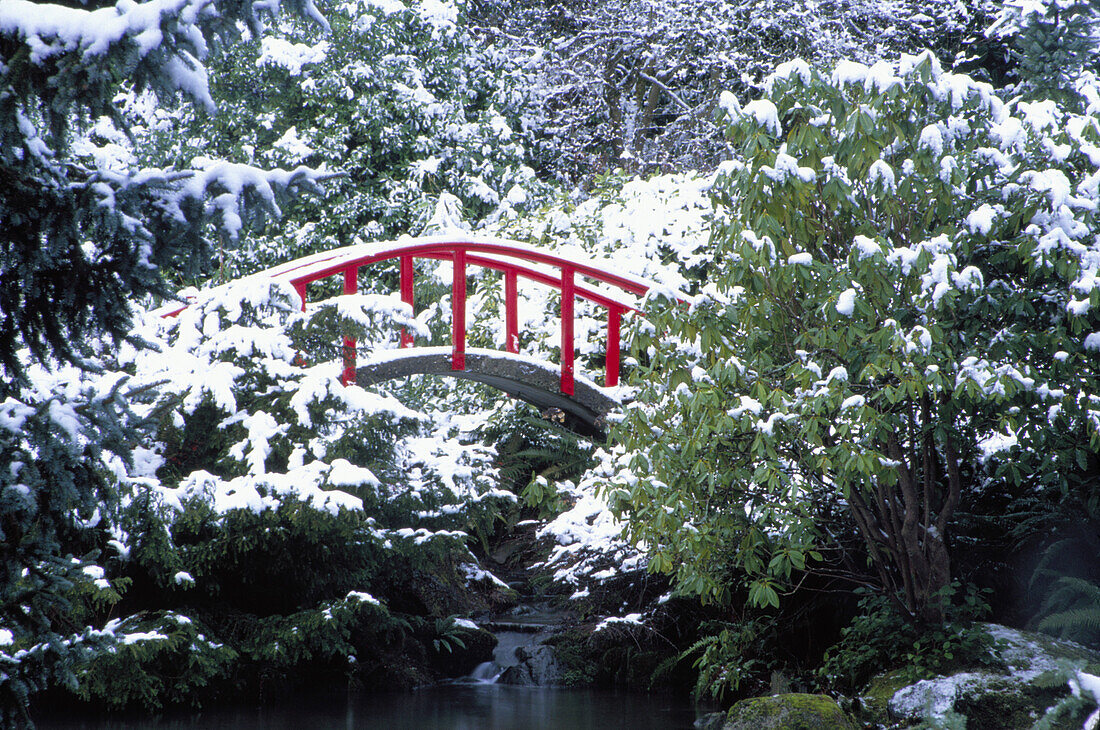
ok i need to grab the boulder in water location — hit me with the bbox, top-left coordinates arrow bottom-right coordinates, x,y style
497,644 -> 562,686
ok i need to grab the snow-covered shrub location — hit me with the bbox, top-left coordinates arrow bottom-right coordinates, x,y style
74,613 -> 238,710
26,280 -> 518,709
607,51 -> 1100,622
987,0 -> 1100,109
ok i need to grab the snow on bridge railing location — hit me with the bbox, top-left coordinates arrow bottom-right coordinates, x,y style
157,234 -> 686,396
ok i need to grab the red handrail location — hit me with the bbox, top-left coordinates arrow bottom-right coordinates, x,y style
161,236 -> 677,394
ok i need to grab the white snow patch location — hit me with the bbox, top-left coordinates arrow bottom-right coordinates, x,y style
836,288 -> 857,316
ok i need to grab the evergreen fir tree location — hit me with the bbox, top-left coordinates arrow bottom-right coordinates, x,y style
1017,0 -> 1100,105
0,0 -> 328,725
991,0 -> 1100,108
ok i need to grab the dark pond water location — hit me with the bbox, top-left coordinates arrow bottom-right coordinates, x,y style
35,685 -> 703,730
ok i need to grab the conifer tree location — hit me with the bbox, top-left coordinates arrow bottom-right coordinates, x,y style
0,0 -> 328,724
990,0 -> 1100,108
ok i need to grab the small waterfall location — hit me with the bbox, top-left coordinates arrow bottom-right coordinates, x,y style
468,629 -> 544,684
463,604 -> 566,685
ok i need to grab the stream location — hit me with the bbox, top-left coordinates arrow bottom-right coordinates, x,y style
35,685 -> 700,729
35,607 -> 703,729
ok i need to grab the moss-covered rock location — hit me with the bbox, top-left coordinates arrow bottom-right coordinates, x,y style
953,677 -> 1066,730
722,693 -> 858,730
858,669 -> 911,727
882,624 -> 1100,729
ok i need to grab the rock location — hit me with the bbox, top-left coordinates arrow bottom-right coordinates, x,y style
953,677 -> 1066,730
497,643 -> 562,686
693,711 -> 726,730
857,669 -> 911,727
722,693 -> 858,730
884,623 -> 1100,729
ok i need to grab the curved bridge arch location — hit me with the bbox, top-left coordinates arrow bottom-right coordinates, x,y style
160,234 -> 685,425
357,348 -> 619,438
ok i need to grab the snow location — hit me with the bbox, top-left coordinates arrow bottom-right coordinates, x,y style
1085,333 -> 1100,351
257,37 -> 329,76
890,625 -> 1100,723
919,124 -> 944,156
417,0 -> 458,35
728,396 -> 764,419
763,153 -> 815,184
836,288 -> 857,316
362,0 -> 406,14
852,235 -> 881,260
0,0 -> 210,64
346,591 -> 381,605
595,613 -> 644,632
840,395 -> 865,411
832,60 -> 870,87
867,160 -> 895,190
461,563 -> 509,589
890,672 -> 984,720
977,427 -> 1018,462
0,399 -> 35,434
742,99 -> 781,136
328,459 -> 380,488
1023,168 -> 1075,209
0,629 -> 13,647
966,204 -> 998,235
864,61 -> 901,94
1075,671 -> 1100,730
273,126 -> 314,161
769,58 -> 813,87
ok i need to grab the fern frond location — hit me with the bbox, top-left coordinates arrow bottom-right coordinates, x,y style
1029,538 -> 1078,592
1037,607 -> 1100,636
1039,576 -> 1100,616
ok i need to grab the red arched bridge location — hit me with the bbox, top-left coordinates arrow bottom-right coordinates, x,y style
161,235 -> 683,432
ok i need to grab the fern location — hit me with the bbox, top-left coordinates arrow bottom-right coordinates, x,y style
484,405 -> 596,506
1037,604 -> 1100,639
660,620 -> 776,701
1030,538 -> 1100,646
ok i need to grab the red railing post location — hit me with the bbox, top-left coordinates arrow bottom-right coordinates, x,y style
400,254 -> 414,348
505,268 -> 518,353
341,266 -> 358,386
294,281 -> 307,311
560,265 -> 574,395
606,305 -> 621,387
452,248 -> 466,371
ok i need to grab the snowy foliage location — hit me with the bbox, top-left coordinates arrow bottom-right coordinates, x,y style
0,0 -> 332,721
125,279 -> 514,562
987,0 -> 1100,107
609,52 -> 1100,618
141,0 -> 544,281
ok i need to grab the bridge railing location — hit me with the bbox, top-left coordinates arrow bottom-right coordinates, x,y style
161,235 -> 680,395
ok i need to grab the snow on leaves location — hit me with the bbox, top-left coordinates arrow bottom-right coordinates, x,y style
611,51 -> 1100,615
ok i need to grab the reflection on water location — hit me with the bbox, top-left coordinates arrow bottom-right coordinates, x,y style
36,685 -> 701,730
